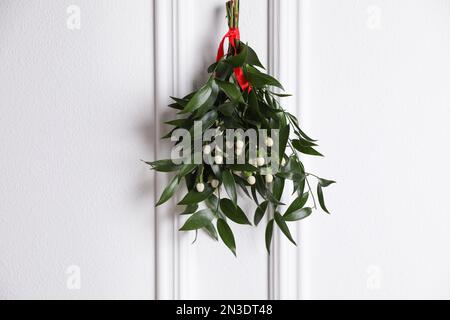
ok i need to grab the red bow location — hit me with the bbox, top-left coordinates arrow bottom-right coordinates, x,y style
216,28 -> 251,92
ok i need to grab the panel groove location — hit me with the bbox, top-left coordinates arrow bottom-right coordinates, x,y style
268,0 -> 302,300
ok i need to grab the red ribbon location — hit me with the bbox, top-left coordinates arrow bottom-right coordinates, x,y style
216,28 -> 251,92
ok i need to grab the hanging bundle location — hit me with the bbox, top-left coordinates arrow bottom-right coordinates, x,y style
146,0 -> 335,256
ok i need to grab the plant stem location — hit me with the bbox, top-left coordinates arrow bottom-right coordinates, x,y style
225,0 -> 240,57
234,0 -> 240,28
306,172 -> 320,180
226,1 -> 233,28
305,177 -> 317,210
226,0 -> 240,28
287,140 -> 318,210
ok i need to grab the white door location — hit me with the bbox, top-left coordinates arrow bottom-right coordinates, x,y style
1,0 -> 450,300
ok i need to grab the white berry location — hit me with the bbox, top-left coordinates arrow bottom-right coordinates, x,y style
257,157 -> 265,167
214,155 -> 223,164
265,174 -> 274,183
247,176 -> 256,185
196,183 -> 205,193
211,179 -> 220,189
203,145 -> 211,155
265,137 -> 274,147
236,140 -> 245,149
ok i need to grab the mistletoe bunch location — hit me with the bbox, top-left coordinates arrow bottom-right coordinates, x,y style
146,0 -> 334,256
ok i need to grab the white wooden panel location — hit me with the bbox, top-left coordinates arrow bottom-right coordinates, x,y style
0,0 -> 155,299
4,0 -> 449,301
268,0 -> 302,300
299,0 -> 450,299
187,0 -> 270,301
154,0 -> 273,300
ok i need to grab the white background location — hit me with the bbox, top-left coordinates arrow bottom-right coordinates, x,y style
1,0 -> 450,300
0,0 -> 155,299
300,0 -> 450,300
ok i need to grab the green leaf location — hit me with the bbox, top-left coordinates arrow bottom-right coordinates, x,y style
255,175 -> 285,206
225,42 -> 248,68
177,164 -> 197,179
272,177 -> 285,202
293,143 -> 323,157
203,222 -> 219,241
161,129 -> 175,139
318,178 -> 336,188
251,186 -> 260,206
179,209 -> 215,231
180,204 -> 198,215
277,171 -> 305,182
234,175 -> 252,199
189,110 -> 219,137
270,91 -> 291,97
168,103 -> 184,111
165,118 -> 192,128
215,61 -> 233,81
279,125 -> 290,162
264,91 -> 274,108
220,199 -> 251,225
292,138 -> 318,148
284,207 -> 312,222
170,96 -> 189,106
181,82 -> 213,114
193,81 -> 219,117
184,173 -> 195,191
178,186 -> 215,205
246,45 -> 265,69
297,127 -> 317,143
218,102 -> 236,116
260,103 -> 281,120
247,89 -> 269,127
254,175 -> 267,197
278,110 -> 288,127
205,194 -> 219,210
210,165 -> 222,180
284,192 -> 309,217
205,195 -> 226,220
226,164 -> 258,172
254,201 -> 269,226
287,113 -> 317,142
293,179 -> 306,197
281,156 -> 305,179
156,175 -> 180,207
245,65 -> 284,90
265,219 -> 274,253
317,184 -> 331,214
196,110 -> 218,131
217,80 -> 245,103
274,211 -> 296,245
217,219 -> 237,256
222,170 -> 237,205
223,114 -> 243,129
207,62 -> 218,73
145,159 -> 180,172
183,91 -> 196,100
